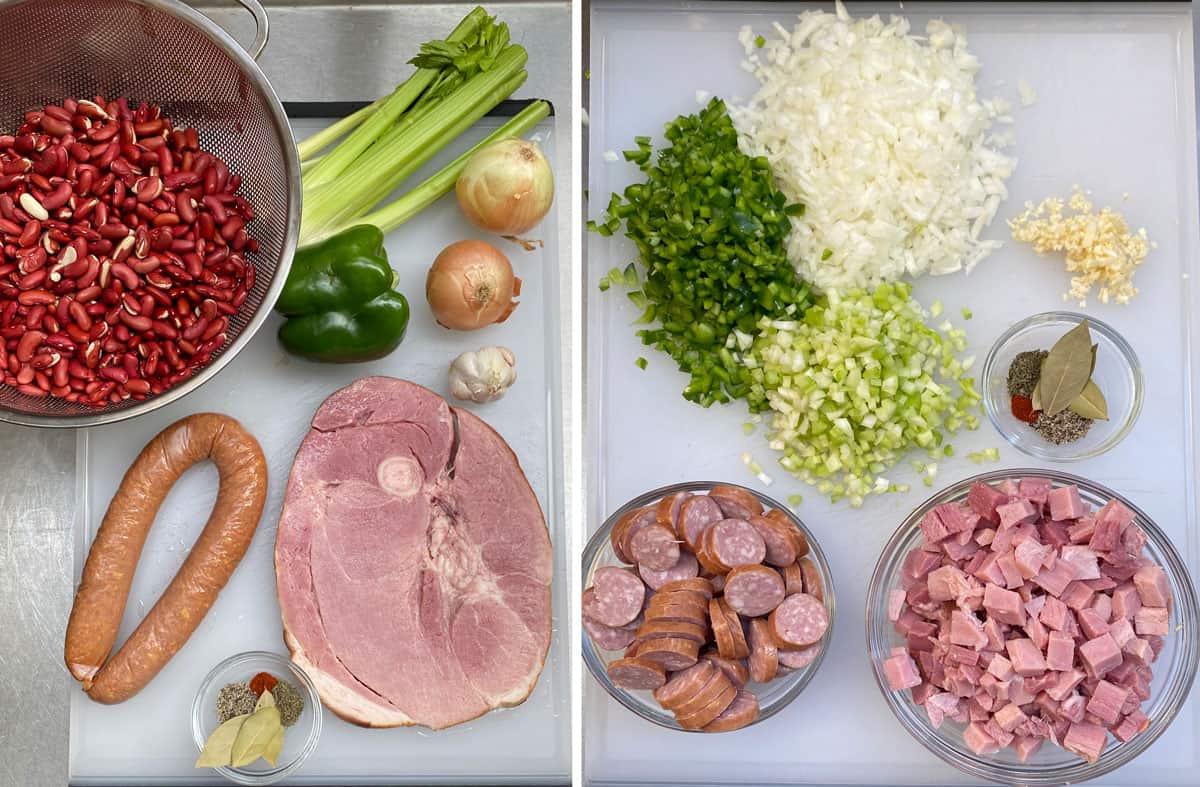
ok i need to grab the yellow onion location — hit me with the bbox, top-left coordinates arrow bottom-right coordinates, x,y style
455,137 -> 554,235
425,240 -> 520,330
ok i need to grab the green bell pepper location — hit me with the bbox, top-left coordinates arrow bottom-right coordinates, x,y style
275,225 -> 410,362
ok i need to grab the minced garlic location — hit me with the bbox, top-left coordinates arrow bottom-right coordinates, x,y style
1009,186 -> 1154,306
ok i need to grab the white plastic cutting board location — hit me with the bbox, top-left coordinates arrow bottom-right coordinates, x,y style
586,2 -> 1200,785
69,117 -> 568,785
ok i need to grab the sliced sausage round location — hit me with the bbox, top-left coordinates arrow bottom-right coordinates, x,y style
677,680 -> 738,730
723,564 -> 787,617
720,600 -> 750,660
639,550 -> 699,589
607,656 -> 666,690
701,651 -> 750,689
708,485 -> 764,519
696,528 -> 731,575
585,566 -> 645,627
645,595 -> 708,624
799,557 -> 824,602
748,618 -> 779,684
657,577 -> 714,599
611,506 -> 656,564
777,643 -> 822,670
671,669 -> 732,718
763,508 -> 809,558
584,611 -> 638,651
677,495 -> 723,550
630,523 -> 681,572
636,619 -> 707,645
748,514 -> 799,567
654,659 -> 714,709
769,592 -> 829,648
708,519 -> 766,569
708,597 -> 738,659
702,690 -> 760,732
782,561 -> 805,596
656,491 -> 691,531
636,636 -> 700,671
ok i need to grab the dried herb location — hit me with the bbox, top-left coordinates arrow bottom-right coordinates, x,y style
1069,379 -> 1109,420
231,691 -> 283,768
196,715 -> 248,768
1007,350 -> 1047,398
216,683 -> 258,723
271,679 -> 306,728
1039,320 -> 1094,416
1034,408 -> 1093,444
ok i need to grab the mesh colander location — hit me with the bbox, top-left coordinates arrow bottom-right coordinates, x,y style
0,0 -> 300,428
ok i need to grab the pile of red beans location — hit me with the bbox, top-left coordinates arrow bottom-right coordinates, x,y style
0,97 -> 258,407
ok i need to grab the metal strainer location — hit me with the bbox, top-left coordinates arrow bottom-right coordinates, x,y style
0,0 -> 300,428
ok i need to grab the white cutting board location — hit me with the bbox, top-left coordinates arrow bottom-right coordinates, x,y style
586,2 -> 1200,785
69,117 -> 568,785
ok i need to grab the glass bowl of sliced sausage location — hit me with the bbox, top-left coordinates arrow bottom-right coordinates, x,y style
582,481 -> 835,732
867,469 -> 1199,785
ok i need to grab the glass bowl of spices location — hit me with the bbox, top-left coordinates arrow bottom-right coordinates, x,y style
981,312 -> 1143,462
191,651 -> 322,785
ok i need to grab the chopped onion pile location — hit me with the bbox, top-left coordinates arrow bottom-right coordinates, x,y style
742,283 -> 981,506
730,2 -> 1016,293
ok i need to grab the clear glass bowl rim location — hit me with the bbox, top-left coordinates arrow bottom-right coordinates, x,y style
190,650 -> 323,785
980,311 -> 1144,462
866,468 -> 1199,785
582,480 -> 836,732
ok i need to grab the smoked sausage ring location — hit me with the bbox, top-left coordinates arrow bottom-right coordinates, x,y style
64,413 -> 267,704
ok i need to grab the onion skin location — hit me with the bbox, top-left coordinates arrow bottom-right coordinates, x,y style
425,240 -> 519,330
455,137 -> 554,235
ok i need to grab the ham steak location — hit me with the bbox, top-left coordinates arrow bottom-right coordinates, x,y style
275,377 -> 552,729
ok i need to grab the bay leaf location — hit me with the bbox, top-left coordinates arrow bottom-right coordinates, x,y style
1031,379 -> 1042,411
196,714 -> 248,768
262,725 -> 285,768
1040,320 -> 1094,416
1069,379 -> 1109,420
231,706 -> 282,768
254,687 -> 276,711
1089,343 -> 1098,376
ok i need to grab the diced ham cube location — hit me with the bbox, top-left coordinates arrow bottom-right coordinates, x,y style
895,609 -> 937,638
1133,564 -> 1171,608
1033,558 -> 1079,597
950,610 -> 989,650
1035,691 -> 1061,720
963,721 -> 1001,755
1018,477 -> 1052,505
1077,608 -> 1110,640
964,550 -> 989,577
1085,575 -> 1118,592
1069,517 -> 1097,544
1046,630 -> 1075,672
884,651 -> 923,691
948,645 -> 980,666
967,697 -> 990,721
927,565 -> 972,602
1079,633 -> 1123,678
1024,593 -> 1046,620
1086,679 -> 1129,726
1042,520 -> 1071,549
911,681 -> 937,705
1047,669 -> 1085,701
1061,692 -> 1087,722
972,553 -> 1008,586
1014,539 -> 1053,579
1059,545 -> 1101,581
981,617 -> 1005,652
932,502 -> 980,536
1091,593 -> 1113,623
1111,583 -> 1142,621
1039,594 -> 1070,631
985,717 -> 1016,748
1090,501 -> 1134,552
887,588 -> 906,622
991,524 -> 1016,555
902,548 -> 943,582
920,508 -> 951,544
1134,606 -> 1169,637
975,528 -> 996,546
1112,709 -> 1149,743
992,702 -> 1028,732
1047,485 -> 1084,521
1063,722 -> 1109,763
1060,580 -> 1095,611
1149,635 -> 1165,658
983,583 -> 1025,625
1123,637 -> 1154,666
973,688 -> 996,711
1006,637 -> 1047,676
1008,677 -> 1037,706
997,499 -> 1040,528
1122,524 -> 1148,556
986,653 -> 1015,681
1108,618 -> 1136,649
1013,735 -> 1044,762
997,552 -> 1024,589
968,481 -> 1009,523
943,535 -> 980,561
1025,617 -> 1050,651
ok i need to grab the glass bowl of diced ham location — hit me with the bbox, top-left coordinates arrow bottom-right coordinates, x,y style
867,470 -> 1198,785
582,481 -> 835,732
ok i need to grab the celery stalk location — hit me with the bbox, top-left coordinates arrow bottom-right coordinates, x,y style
296,98 -> 385,163
343,100 -> 550,240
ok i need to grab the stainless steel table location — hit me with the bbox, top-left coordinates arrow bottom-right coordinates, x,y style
0,3 -> 573,785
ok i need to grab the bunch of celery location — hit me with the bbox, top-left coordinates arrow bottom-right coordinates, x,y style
297,7 -> 550,245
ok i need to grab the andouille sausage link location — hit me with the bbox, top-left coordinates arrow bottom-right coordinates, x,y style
64,413 -> 267,704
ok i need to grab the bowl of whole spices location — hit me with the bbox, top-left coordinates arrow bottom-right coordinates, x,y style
982,312 -> 1142,461
191,651 -> 321,785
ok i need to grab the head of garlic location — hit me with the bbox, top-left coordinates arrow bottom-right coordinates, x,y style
447,346 -> 517,403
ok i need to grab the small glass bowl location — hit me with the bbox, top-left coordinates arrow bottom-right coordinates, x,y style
582,481 -> 835,732
191,651 -> 322,785
981,311 -> 1142,461
867,469 -> 1199,786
